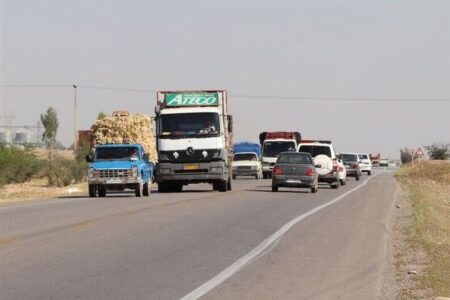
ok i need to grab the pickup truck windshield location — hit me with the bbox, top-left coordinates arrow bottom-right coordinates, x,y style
95,146 -> 139,160
298,145 -> 332,158
160,113 -> 220,138
263,141 -> 296,157
233,153 -> 258,161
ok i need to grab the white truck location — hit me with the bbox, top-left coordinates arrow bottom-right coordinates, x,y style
259,131 -> 302,179
154,90 -> 233,192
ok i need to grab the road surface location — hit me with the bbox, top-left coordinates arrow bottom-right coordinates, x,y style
0,170 -> 397,299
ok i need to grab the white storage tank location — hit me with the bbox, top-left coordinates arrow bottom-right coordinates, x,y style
14,131 -> 31,144
0,130 -> 12,143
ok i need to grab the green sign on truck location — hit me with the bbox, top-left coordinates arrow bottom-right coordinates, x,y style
165,93 -> 219,106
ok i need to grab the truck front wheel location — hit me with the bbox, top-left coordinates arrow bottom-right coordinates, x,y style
135,182 -> 142,197
143,182 -> 150,196
88,184 -> 97,197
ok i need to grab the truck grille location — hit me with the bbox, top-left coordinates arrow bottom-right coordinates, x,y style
237,166 -> 251,170
99,169 -> 129,178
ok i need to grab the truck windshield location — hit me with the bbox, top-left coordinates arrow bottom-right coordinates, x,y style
233,153 -> 258,161
95,146 -> 139,160
160,113 -> 220,138
263,141 -> 296,157
298,145 -> 332,158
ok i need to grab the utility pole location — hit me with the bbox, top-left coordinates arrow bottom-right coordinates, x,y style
73,85 -> 78,148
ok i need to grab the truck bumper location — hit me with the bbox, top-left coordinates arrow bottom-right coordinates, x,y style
156,161 -> 228,183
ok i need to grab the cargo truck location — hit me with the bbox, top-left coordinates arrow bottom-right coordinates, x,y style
154,90 -> 233,192
259,131 -> 301,179
370,153 -> 381,167
232,142 -> 262,179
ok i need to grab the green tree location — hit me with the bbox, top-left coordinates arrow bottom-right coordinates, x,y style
425,142 -> 449,160
97,112 -> 107,120
40,107 -> 59,149
40,107 -> 59,186
400,147 -> 412,164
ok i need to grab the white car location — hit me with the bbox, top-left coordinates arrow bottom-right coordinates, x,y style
298,140 -> 347,189
232,152 -> 263,179
357,153 -> 372,175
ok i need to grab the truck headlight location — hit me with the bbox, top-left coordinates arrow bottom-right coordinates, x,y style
159,168 -> 171,174
88,168 -> 94,178
210,167 -> 223,173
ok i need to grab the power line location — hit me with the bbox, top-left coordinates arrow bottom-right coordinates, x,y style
1,84 -> 450,102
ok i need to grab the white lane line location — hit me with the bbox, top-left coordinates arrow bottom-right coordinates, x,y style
181,173 -> 380,300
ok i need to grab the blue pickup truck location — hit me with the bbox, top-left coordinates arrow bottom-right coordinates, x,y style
86,144 -> 153,197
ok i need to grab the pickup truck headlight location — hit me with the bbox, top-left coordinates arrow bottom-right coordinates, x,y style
88,168 -> 94,179
128,166 -> 138,178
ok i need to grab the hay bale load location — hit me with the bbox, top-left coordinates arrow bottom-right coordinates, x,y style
90,111 -> 158,163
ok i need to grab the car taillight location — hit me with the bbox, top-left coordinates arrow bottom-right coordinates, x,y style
273,166 -> 283,175
332,161 -> 339,172
352,163 -> 358,169
306,168 -> 315,176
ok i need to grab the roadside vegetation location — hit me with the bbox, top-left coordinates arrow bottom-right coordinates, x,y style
395,160 -> 450,297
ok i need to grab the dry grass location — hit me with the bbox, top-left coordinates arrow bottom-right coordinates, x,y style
0,177 -> 86,203
395,160 -> 450,297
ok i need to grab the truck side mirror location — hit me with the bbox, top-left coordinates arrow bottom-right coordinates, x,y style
227,115 -> 233,133
143,153 -> 149,161
85,154 -> 92,163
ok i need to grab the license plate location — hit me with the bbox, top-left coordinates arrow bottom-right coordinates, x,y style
346,164 -> 351,168
106,178 -> 123,184
286,179 -> 302,183
183,164 -> 199,171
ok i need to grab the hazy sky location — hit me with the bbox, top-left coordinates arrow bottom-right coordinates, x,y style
1,0 -> 449,158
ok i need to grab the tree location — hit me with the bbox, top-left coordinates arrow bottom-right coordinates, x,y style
40,107 -> 59,149
40,107 -> 59,186
400,147 -> 412,164
97,112 -> 107,120
425,142 -> 449,160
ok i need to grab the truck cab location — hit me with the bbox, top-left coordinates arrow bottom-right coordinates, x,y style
155,91 -> 233,193
259,132 -> 301,179
86,144 -> 153,197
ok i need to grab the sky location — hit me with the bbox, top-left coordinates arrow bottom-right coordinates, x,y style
1,0 -> 449,158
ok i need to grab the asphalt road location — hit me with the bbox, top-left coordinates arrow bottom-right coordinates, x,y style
0,169 -> 397,300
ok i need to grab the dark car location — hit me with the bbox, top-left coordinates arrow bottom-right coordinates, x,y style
340,153 -> 362,181
272,152 -> 319,193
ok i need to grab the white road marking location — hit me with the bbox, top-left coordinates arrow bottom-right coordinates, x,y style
181,173 -> 380,300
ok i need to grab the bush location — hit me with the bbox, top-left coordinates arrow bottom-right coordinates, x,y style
400,147 -> 413,164
425,142 -> 449,160
0,144 -> 45,187
44,155 -> 87,187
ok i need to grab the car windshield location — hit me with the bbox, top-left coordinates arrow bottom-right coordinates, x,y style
263,141 -> 296,157
160,113 -> 220,138
342,154 -> 358,162
358,154 -> 368,159
233,153 -> 258,161
298,145 -> 332,158
277,153 -> 312,164
95,146 -> 139,160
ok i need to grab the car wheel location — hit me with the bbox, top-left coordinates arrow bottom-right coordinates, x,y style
356,175 -> 360,181
340,178 -> 346,186
331,180 -> 340,189
272,185 -> 278,192
311,185 -> 318,193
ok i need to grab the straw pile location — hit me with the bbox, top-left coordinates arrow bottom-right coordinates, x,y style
91,111 -> 158,162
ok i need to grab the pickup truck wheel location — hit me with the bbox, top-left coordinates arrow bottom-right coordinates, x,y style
135,182 -> 142,197
98,186 -> 107,197
143,182 -> 150,196
88,184 -> 97,197
217,180 -> 227,192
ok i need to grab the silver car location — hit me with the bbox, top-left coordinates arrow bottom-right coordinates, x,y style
272,152 -> 319,193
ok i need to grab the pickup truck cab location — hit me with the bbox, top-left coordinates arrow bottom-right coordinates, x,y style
297,140 -> 346,188
86,144 -> 153,197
